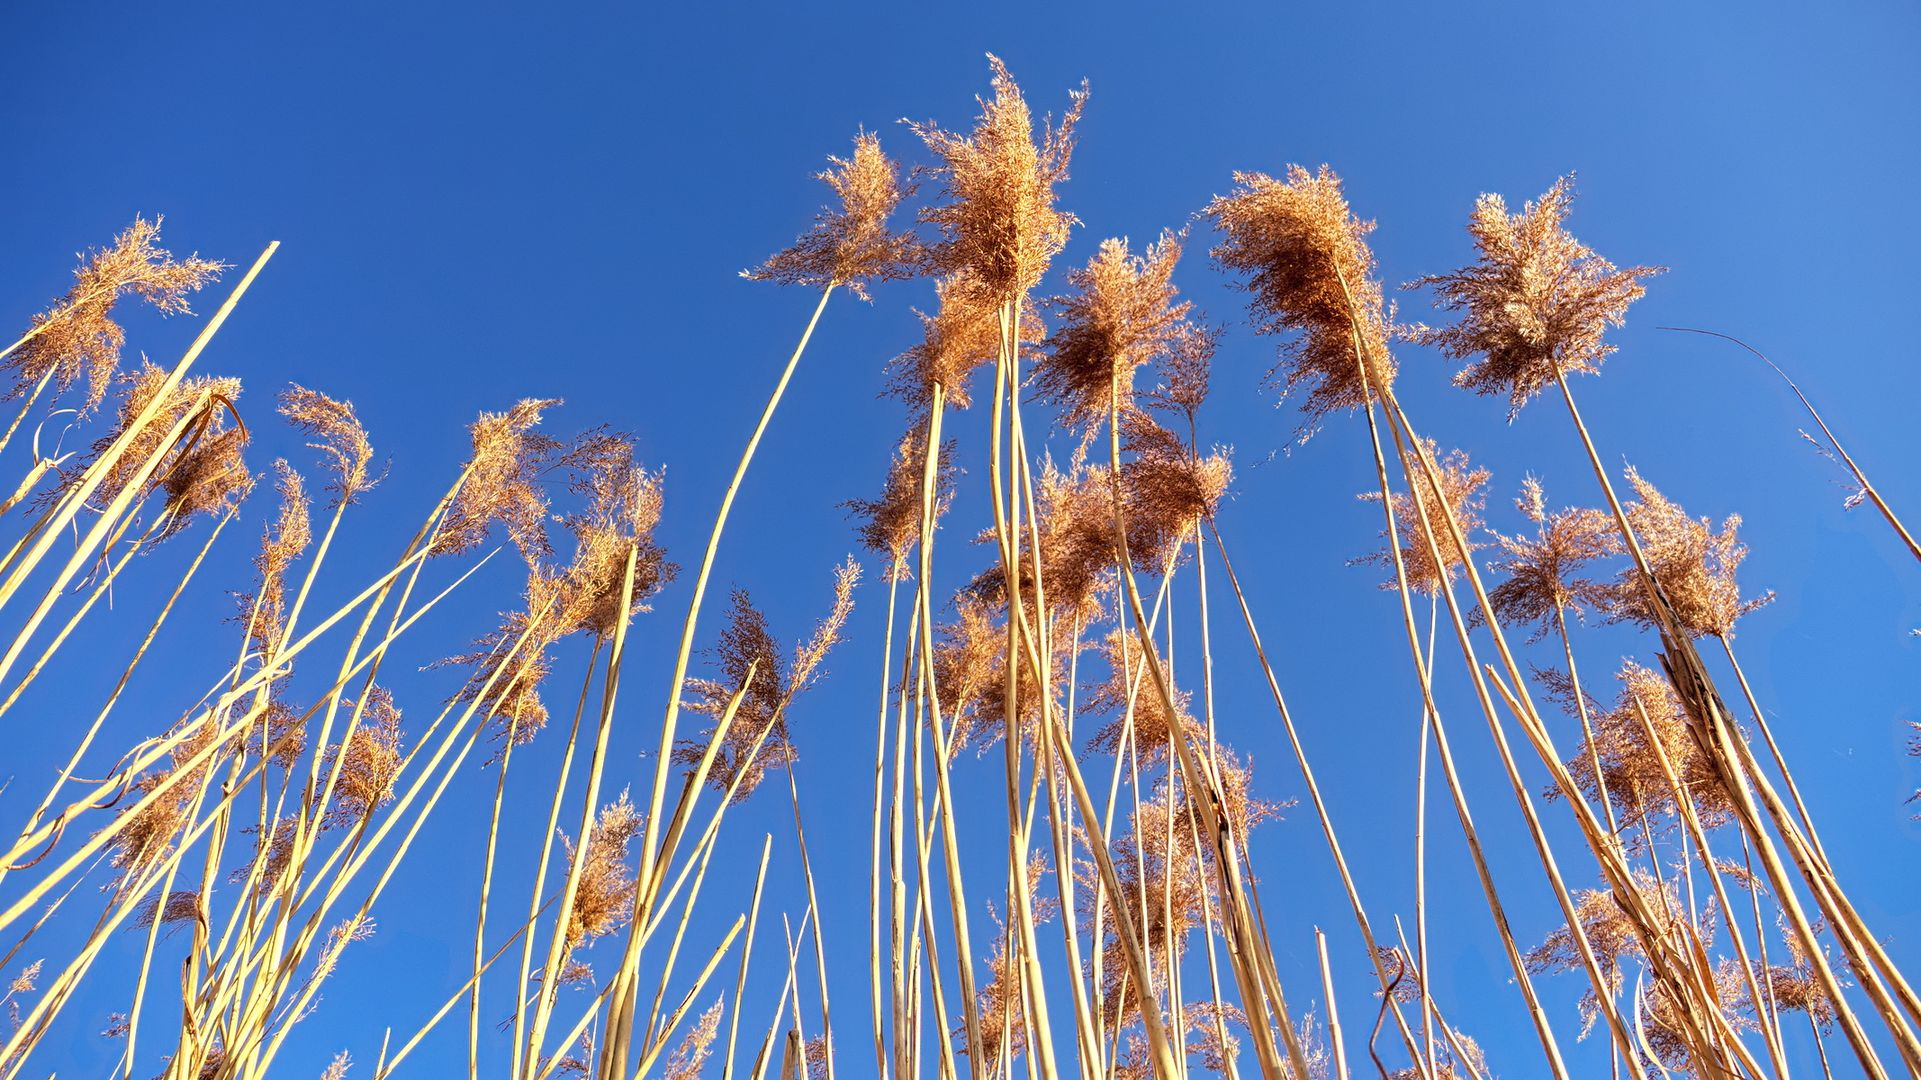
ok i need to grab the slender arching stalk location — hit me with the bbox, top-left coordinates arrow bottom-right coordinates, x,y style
604,284 -> 836,1077
1659,326 -> 1918,563
868,565 -> 902,1080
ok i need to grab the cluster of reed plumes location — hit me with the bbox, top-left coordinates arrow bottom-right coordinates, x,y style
0,54 -> 1916,1080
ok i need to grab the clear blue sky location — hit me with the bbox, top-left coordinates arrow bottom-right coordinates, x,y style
2,2 -> 1917,1075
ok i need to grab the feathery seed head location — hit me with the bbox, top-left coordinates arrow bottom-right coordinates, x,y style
746,130 -> 923,300
556,431 -> 676,637
1356,439 -> 1488,596
888,273 -> 1041,411
434,398 -> 562,559
1411,176 -> 1663,416
1204,165 -> 1396,428
911,55 -> 1086,304
1561,659 -> 1736,840
1037,230 -> 1204,438
6,216 -> 225,413
278,385 -> 376,506
321,687 -> 403,829
845,427 -> 958,578
1483,477 -> 1621,641
1611,466 -> 1772,638
559,789 -> 644,953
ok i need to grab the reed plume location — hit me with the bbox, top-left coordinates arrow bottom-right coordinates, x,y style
318,686 -> 403,829
1607,466 -> 1772,638
746,131 -> 922,300
1204,164 -> 1395,428
278,385 -> 376,506
556,790 -> 643,962
910,54 -> 1085,305
1560,659 -> 1738,843
845,427 -> 956,579
1036,231 -> 1204,439
679,559 -> 858,800
4,216 -> 224,413
1355,439 -> 1488,596
1410,176 -> 1662,417
1482,476 -> 1620,641
433,398 -> 562,558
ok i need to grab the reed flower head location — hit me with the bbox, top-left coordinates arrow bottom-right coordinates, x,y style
1410,176 -> 1663,416
434,398 -> 562,558
887,274 -> 1041,411
1082,789 -> 1211,1030
679,561 -> 857,801
1204,165 -> 1395,428
844,427 -> 956,580
1086,627 -> 1197,762
664,1000 -> 724,1080
1610,466 -> 1772,638
1483,476 -> 1621,641
1036,230 -> 1206,438
1355,439 -> 1488,596
235,462 -> 310,657
964,880 -> 1057,1065
1561,659 -> 1736,842
1760,962 -> 1838,1033
78,363 -> 251,537
971,454 -> 1116,623
911,54 -> 1086,304
559,788 -> 643,955
321,686 -> 403,829
109,719 -> 222,880
442,567 -> 570,747
934,592 -> 1068,756
251,696 -> 307,772
556,430 -> 675,637
746,130 -> 923,300
278,385 -> 376,506
1120,412 -> 1231,564
6,216 -> 224,413
1527,868 -> 1685,1037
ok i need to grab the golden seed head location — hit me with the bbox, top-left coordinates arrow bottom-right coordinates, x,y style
1483,477 -> 1621,641
321,686 -> 404,829
1562,658 -> 1737,841
1205,164 -> 1395,428
664,1000 -> 724,1080
1610,466 -> 1772,638
1356,439 -> 1489,596
1120,411 -> 1230,565
844,427 -> 957,579
912,54 -> 1086,304
1086,627 -> 1197,762
556,430 -> 676,638
678,562 -> 857,803
1036,230 -> 1203,438
1411,176 -> 1663,416
887,273 -> 1042,412
559,788 -> 644,952
434,398 -> 562,559
76,363 -> 252,538
279,384 -> 376,506
746,130 -> 923,300
7,216 -> 225,413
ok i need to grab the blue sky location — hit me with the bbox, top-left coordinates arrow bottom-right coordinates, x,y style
2,2 -> 1918,1075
